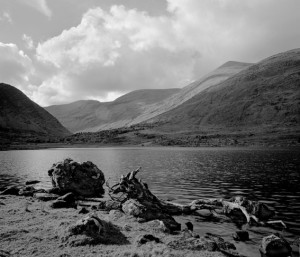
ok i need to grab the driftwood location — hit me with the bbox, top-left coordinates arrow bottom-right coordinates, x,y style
107,167 -> 286,228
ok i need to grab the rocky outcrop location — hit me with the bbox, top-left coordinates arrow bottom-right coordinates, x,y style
260,234 -> 292,257
48,158 -> 105,197
63,214 -> 128,246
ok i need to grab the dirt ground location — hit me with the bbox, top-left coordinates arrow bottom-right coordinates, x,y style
0,195 -> 226,257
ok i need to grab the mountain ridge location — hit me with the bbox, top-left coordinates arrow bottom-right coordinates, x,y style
0,83 -> 70,142
46,61 -> 252,132
45,88 -> 180,133
144,48 -> 300,132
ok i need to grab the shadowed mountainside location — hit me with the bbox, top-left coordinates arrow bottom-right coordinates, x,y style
45,88 -> 180,133
145,48 -> 300,134
0,83 -> 70,145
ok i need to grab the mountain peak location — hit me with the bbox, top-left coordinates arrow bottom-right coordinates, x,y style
0,83 -> 70,138
217,61 -> 253,69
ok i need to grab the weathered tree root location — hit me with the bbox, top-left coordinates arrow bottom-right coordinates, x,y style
106,167 -> 286,229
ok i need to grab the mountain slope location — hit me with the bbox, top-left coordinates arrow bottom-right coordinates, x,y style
127,61 -> 252,126
46,62 -> 251,132
46,88 -> 180,133
0,83 -> 70,138
145,49 -> 300,133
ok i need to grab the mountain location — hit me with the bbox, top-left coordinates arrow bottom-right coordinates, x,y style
0,83 -> 70,141
45,88 -> 180,133
128,61 -> 252,126
145,48 -> 300,133
46,62 -> 251,133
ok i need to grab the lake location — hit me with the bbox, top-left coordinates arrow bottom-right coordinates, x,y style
0,147 -> 299,256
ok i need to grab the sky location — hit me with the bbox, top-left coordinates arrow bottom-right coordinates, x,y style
0,0 -> 300,106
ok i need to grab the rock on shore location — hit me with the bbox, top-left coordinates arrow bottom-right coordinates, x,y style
48,158 -> 105,197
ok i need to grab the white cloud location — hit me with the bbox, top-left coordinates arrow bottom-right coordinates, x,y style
22,34 -> 34,49
0,42 -> 33,88
0,11 -> 12,23
21,0 -> 52,18
5,0 -> 300,106
35,5 -> 199,105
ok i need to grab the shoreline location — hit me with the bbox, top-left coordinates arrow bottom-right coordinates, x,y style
0,195 -> 226,257
2,142 -> 300,151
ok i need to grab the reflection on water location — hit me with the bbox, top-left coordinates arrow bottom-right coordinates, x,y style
0,147 -> 299,256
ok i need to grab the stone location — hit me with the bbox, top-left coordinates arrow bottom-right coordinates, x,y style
19,186 -> 36,197
109,210 -> 125,220
98,200 -> 122,211
122,199 -> 181,232
260,234 -> 292,257
168,237 -> 218,251
233,230 -> 250,241
205,233 -> 236,251
147,220 -> 170,233
48,158 -> 105,197
137,234 -> 160,245
50,200 -> 76,209
57,192 -> 75,203
18,189 -> 34,197
122,199 -> 144,217
25,180 -> 40,185
34,193 -> 60,201
79,207 -> 89,214
0,186 -> 19,195
68,214 -> 106,238
47,187 -> 63,195
185,221 -> 193,231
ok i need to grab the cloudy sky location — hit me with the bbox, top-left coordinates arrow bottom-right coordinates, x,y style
0,0 -> 300,106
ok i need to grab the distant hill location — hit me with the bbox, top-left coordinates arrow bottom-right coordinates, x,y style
145,49 -> 300,133
46,62 -> 251,133
45,88 -> 180,133
0,83 -> 70,142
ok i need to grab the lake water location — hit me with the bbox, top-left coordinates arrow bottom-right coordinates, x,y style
0,147 -> 299,256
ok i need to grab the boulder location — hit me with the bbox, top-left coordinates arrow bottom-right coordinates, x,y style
68,214 -> 107,238
260,234 -> 292,257
48,158 -> 105,197
63,214 -> 128,246
34,193 -> 60,201
122,199 -> 181,232
0,186 -> 19,195
233,230 -> 249,241
146,220 -> 170,233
